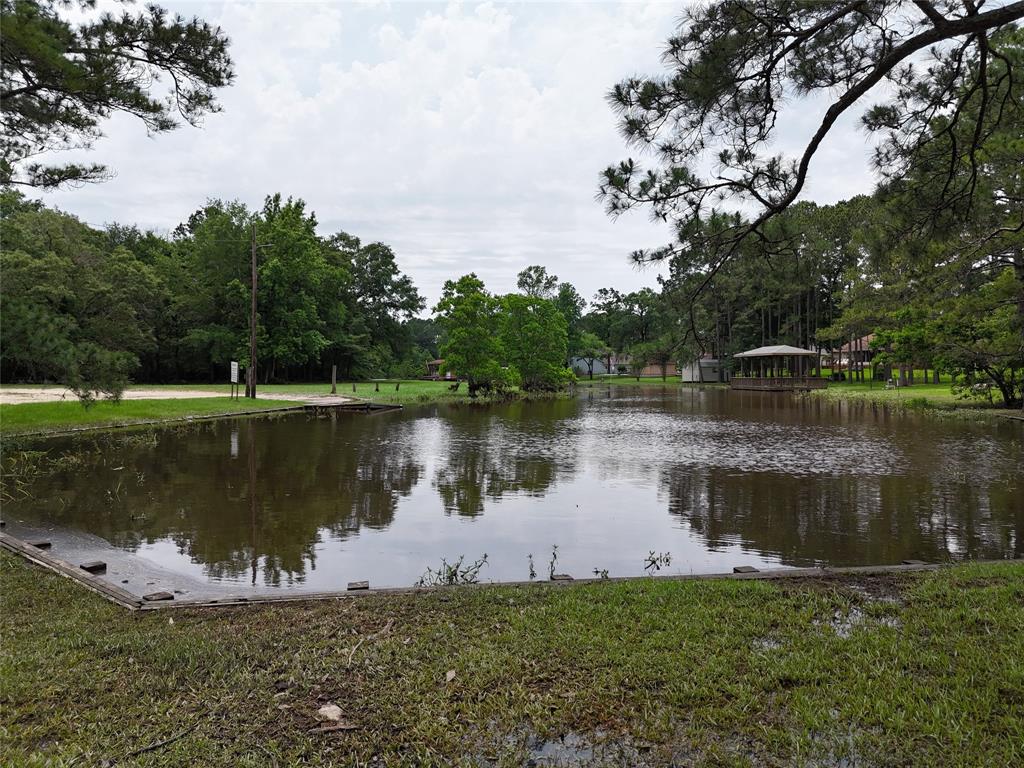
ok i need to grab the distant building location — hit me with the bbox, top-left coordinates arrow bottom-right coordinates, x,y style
425,359 -> 455,380
835,333 -> 876,373
730,345 -> 826,391
570,356 -> 611,377
679,357 -> 728,383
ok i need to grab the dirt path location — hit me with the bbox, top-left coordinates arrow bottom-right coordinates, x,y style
0,387 -> 354,406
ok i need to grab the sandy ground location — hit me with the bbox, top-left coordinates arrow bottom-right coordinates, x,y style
0,387 -> 353,406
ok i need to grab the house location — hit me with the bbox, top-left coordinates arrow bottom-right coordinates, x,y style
835,334 -> 876,373
571,353 -> 680,379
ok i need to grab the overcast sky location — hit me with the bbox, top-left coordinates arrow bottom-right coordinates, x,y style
34,0 -> 879,307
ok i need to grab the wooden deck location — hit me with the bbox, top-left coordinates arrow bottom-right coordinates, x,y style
730,377 -> 828,392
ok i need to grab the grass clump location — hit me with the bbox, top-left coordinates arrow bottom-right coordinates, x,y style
2,553 -> 1022,766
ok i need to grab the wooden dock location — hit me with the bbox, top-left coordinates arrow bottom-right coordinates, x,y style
730,377 -> 828,392
302,400 -> 402,416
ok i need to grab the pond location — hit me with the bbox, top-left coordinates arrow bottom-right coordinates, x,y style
3,386 -> 1022,598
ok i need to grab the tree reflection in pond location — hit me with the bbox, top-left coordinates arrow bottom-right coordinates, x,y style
432,398 -> 579,516
5,389 -> 1021,591
13,413 -> 424,587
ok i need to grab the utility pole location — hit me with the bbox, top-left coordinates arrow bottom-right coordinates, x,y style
247,223 -> 259,399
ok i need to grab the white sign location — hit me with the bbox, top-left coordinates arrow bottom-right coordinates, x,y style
230,361 -> 239,384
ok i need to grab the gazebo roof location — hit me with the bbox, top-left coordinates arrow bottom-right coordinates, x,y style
733,345 -> 819,358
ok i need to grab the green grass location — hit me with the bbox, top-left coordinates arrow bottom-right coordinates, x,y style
114,381 -> 484,406
810,380 -> 1024,419
1,553 -> 1021,767
0,398 -> 297,436
815,380 -> 962,405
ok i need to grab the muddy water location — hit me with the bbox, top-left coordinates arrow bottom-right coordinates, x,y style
3,387 -> 1021,596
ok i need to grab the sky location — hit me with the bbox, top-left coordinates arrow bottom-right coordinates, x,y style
34,0 -> 880,307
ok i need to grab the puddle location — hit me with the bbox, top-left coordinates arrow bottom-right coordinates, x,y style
816,606 -> 901,638
753,635 -> 784,651
471,726 -> 650,767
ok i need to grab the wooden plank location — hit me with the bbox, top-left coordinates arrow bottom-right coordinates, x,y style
0,532 -> 140,610
142,558 -> 974,611
7,528 -> 1010,614
80,560 -> 107,574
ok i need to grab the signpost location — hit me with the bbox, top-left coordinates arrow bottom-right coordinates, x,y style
230,361 -> 240,400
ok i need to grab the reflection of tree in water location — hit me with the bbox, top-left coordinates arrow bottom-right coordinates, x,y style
432,398 -> 580,517
14,413 -> 424,586
661,464 -> 1022,566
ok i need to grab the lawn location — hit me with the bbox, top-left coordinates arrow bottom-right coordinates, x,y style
2,553 -> 1021,766
124,380 -> 484,406
0,398 -> 297,436
809,379 -> 1023,416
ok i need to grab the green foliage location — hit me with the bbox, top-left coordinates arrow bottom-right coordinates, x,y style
574,332 -> 611,379
1,0 -> 234,188
516,264 -> 558,299
500,294 -> 572,391
65,342 -> 137,407
433,276 -> 573,396
0,189 -> 161,404
585,287 -> 665,355
0,189 -> 427,391
554,281 -> 586,361
598,1 -> 1023,285
932,269 -> 1023,407
433,274 -> 511,397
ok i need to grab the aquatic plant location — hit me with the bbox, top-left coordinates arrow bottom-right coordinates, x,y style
644,551 -> 671,572
416,554 -> 489,587
548,545 -> 559,580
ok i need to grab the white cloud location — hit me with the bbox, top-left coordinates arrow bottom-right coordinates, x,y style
35,1 -> 877,307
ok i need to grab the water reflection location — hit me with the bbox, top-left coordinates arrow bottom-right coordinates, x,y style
432,399 -> 578,516
5,388 -> 1021,591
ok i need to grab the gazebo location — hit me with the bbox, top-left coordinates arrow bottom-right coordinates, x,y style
730,345 -> 827,391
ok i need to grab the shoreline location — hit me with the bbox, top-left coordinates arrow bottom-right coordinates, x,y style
2,377 -> 1019,438
0,528 -> 979,611
4,550 -> 1021,765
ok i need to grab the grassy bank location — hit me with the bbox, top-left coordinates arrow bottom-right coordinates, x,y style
160,378 -> 702,401
0,397 -> 297,436
2,553 -> 1021,767
810,380 -> 1023,419
117,381 -> 480,406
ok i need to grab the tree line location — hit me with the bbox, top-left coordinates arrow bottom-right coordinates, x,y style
0,190 -> 434,396
3,180 -> 1021,409
2,1 -> 1021,407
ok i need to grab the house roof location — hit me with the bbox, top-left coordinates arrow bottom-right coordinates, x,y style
839,334 -> 875,354
733,345 -> 819,358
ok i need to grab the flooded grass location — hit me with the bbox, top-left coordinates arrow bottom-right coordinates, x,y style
2,554 -> 1021,766
0,397 -> 298,436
